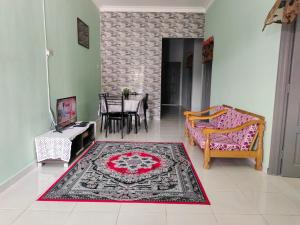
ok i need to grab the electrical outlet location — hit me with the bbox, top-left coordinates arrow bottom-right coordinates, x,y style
46,49 -> 54,57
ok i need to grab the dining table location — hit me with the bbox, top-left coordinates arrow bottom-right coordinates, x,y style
99,94 -> 145,115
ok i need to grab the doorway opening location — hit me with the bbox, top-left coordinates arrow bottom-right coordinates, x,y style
160,38 -> 211,118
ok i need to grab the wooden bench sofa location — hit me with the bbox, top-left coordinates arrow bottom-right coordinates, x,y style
184,105 -> 265,170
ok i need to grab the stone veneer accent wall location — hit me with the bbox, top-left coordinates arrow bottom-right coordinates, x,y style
100,12 -> 205,118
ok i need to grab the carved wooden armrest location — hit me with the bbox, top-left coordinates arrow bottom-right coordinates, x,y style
188,109 -> 228,128
184,106 -> 216,118
202,120 -> 264,136
189,109 -> 228,121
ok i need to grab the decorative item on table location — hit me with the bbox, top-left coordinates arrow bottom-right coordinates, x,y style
122,88 -> 130,99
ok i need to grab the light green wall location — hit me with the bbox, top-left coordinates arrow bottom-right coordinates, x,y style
0,0 -> 100,184
0,0 -> 50,184
205,0 -> 282,171
45,0 -> 100,121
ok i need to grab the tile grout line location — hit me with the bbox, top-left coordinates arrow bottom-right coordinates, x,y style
165,205 -> 168,225
8,201 -> 34,225
260,213 -> 272,225
211,205 -> 221,225
114,204 -> 122,225
61,203 -> 76,225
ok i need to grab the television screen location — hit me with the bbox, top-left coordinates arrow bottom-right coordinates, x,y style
56,96 -> 77,129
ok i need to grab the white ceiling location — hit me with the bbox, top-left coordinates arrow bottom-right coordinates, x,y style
93,0 -> 214,13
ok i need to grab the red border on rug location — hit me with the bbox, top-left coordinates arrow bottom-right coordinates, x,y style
37,141 -> 210,205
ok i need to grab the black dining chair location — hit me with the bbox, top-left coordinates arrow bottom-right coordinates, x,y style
98,93 -> 109,133
127,100 -> 142,134
142,94 -> 149,132
104,95 -> 128,139
129,93 -> 149,133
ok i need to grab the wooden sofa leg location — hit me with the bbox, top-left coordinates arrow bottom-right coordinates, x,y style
255,157 -> 263,171
184,127 -> 189,137
255,144 -> 263,170
255,123 -> 264,171
204,138 -> 211,169
189,135 -> 196,146
204,157 -> 210,169
184,118 -> 191,137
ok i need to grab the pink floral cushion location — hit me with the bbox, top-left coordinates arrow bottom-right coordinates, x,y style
185,120 -> 215,130
186,122 -> 214,141
217,109 -> 258,150
239,125 -> 258,150
210,106 -> 227,127
193,131 -> 241,151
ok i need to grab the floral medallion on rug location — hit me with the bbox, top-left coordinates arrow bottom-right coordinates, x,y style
38,141 -> 210,205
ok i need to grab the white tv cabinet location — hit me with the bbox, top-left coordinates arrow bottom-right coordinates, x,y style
35,121 -> 96,168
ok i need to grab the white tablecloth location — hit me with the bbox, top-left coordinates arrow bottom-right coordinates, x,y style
99,95 -> 144,115
35,122 -> 96,162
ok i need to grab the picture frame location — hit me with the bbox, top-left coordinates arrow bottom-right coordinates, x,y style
77,18 -> 89,49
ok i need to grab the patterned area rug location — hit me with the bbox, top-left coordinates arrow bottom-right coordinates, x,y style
38,142 -> 210,205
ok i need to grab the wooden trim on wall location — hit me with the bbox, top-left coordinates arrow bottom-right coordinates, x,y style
268,23 -> 296,175
99,6 -> 206,13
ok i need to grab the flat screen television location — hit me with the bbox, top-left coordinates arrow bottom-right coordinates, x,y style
56,96 -> 77,129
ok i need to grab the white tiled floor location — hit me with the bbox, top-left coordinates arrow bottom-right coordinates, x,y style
1,106 -> 300,225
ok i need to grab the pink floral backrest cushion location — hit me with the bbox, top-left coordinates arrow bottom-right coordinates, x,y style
217,109 -> 259,150
210,106 -> 227,127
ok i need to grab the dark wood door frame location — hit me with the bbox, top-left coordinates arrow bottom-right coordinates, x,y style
268,22 -> 296,175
